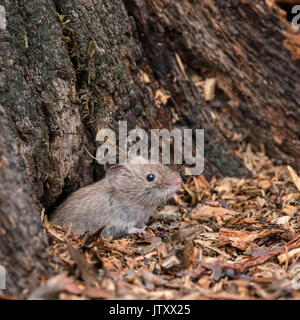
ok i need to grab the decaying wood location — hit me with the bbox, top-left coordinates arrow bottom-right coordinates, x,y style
125,0 -> 300,171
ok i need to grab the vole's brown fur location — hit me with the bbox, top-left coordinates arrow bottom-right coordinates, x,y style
50,157 -> 181,238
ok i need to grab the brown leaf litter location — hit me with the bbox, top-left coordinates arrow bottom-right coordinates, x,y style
9,144 -> 300,299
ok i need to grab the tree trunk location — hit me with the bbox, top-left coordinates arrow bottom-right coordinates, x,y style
125,0 -> 300,171
0,0 -> 298,295
0,0 -> 150,295
0,111 -> 49,296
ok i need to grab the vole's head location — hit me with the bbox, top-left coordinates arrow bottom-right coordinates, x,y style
106,156 -> 182,207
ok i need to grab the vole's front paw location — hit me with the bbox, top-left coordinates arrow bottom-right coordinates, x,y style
127,226 -> 148,235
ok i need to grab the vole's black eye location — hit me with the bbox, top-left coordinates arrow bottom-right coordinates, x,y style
146,173 -> 155,182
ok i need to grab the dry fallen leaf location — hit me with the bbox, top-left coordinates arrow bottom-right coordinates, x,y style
278,248 -> 300,264
140,270 -> 167,290
139,70 -> 151,84
39,143 -> 300,301
287,165 -> 300,192
203,77 -> 217,101
67,244 -> 99,285
189,204 -> 239,220
257,180 -> 272,190
154,89 -> 171,106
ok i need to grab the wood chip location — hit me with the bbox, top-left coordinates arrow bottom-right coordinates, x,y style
287,165 -> 300,192
203,77 -> 217,101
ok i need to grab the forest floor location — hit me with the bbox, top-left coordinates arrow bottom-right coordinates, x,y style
24,144 -> 300,299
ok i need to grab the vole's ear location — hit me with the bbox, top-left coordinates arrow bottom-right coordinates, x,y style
106,164 -> 131,190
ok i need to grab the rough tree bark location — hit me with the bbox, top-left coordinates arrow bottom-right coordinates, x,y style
125,0 -> 300,171
0,0 -> 298,295
0,0 -> 149,296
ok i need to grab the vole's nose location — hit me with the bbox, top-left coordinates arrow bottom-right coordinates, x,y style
164,174 -> 182,187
